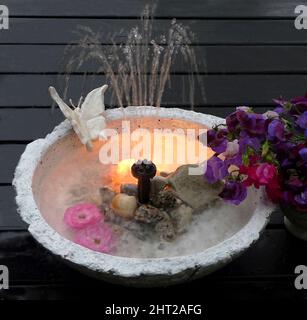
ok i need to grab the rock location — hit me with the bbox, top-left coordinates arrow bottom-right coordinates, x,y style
167,164 -> 223,212
150,176 -> 168,196
120,183 -> 138,196
151,189 -> 181,210
134,204 -> 168,224
159,171 -> 171,177
155,219 -> 176,242
170,204 -> 193,234
100,187 -> 116,204
111,193 -> 137,219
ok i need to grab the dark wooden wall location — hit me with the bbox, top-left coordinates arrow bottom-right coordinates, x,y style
0,0 -> 307,300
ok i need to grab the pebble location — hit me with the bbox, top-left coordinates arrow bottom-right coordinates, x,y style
150,176 -> 168,196
120,183 -> 138,196
151,189 -> 181,210
111,193 -> 137,219
134,204 -> 168,224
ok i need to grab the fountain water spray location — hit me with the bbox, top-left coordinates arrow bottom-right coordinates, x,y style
61,5 -> 206,109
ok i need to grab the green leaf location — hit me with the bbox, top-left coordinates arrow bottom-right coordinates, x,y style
242,152 -> 249,166
262,140 -> 270,157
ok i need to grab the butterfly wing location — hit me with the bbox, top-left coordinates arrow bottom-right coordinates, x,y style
48,86 -> 75,120
49,86 -> 92,147
81,84 -> 108,120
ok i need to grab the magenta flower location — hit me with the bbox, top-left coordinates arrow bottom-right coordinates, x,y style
75,224 -> 116,253
255,163 -> 277,185
205,156 -> 228,183
64,203 -> 103,229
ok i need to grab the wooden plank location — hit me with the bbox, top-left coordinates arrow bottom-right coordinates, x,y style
0,74 -> 306,107
1,19 -> 306,44
0,109 -> 64,140
0,145 -> 25,183
2,0 -> 298,18
0,187 -> 27,229
1,45 -> 307,73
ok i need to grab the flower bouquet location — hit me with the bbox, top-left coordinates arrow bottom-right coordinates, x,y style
204,95 -> 307,239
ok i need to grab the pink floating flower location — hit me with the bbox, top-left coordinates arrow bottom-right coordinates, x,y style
64,203 -> 103,229
75,224 -> 116,253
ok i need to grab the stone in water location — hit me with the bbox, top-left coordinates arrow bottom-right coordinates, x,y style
167,164 -> 223,212
111,193 -> 137,219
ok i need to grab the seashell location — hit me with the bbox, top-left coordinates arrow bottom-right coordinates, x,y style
167,164 -> 223,212
111,193 -> 137,219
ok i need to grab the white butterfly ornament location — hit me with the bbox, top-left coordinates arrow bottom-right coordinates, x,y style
49,85 -> 108,151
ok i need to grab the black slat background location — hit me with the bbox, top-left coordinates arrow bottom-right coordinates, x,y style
0,0 -> 307,300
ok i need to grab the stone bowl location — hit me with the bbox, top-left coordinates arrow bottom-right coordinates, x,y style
13,106 -> 275,287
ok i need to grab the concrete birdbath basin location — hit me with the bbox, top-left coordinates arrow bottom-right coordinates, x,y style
13,106 -> 274,287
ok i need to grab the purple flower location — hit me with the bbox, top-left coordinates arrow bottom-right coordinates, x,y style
219,181 -> 247,205
299,148 -> 307,161
268,119 -> 285,141
207,129 -> 228,153
290,95 -> 307,115
294,190 -> 307,208
240,113 -> 266,136
226,111 -> 240,132
239,135 -> 261,153
205,156 -> 228,184
273,106 -> 284,114
297,111 -> 307,130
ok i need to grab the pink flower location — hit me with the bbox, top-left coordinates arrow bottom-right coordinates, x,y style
241,162 -> 278,188
255,163 -> 277,185
64,203 -> 103,229
75,224 -> 116,253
